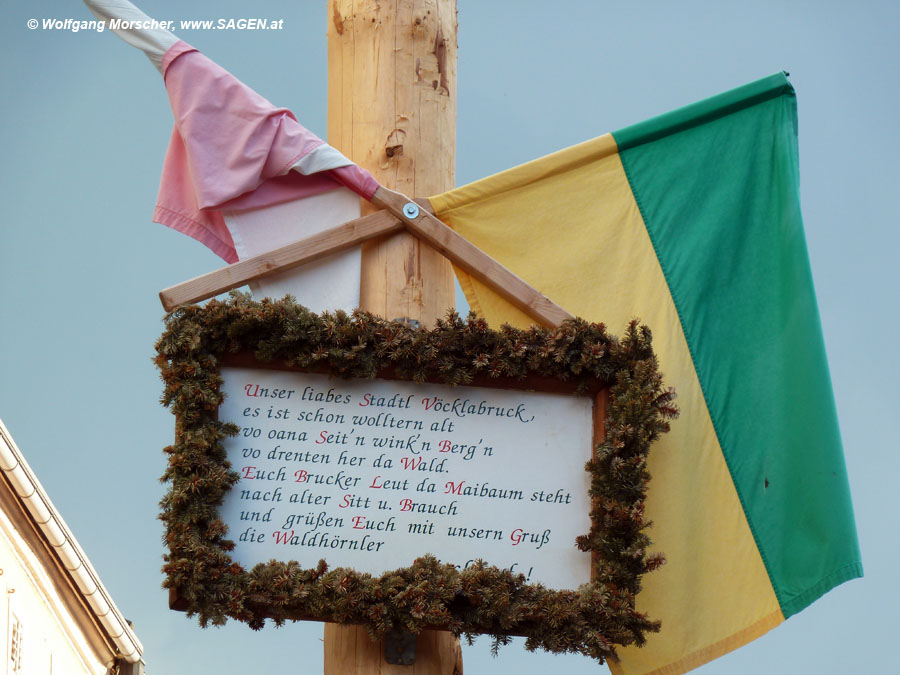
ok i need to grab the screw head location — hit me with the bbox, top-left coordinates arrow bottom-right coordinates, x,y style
402,202 -> 420,219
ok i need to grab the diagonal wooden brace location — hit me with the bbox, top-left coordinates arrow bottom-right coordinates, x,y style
158,209 -> 404,311
159,187 -> 573,328
370,187 -> 572,327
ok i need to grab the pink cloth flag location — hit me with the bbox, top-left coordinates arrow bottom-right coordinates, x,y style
154,40 -> 379,263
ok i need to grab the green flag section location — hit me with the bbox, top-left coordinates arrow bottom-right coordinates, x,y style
430,72 -> 861,674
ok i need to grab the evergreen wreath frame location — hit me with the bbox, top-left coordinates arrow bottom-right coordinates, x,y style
154,293 -> 677,663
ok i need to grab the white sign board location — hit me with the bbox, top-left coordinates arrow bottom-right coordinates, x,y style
218,367 -> 593,589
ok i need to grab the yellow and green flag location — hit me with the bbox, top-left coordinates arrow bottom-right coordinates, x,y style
430,72 -> 861,674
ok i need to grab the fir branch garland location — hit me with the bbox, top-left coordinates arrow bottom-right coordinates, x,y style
154,293 -> 677,663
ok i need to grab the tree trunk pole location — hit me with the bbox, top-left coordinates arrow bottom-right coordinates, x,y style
328,0 -> 456,326
325,0 -> 461,672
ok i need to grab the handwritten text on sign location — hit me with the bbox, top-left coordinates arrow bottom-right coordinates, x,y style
218,368 -> 593,589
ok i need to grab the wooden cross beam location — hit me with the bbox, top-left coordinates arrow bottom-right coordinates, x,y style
158,186 -> 574,328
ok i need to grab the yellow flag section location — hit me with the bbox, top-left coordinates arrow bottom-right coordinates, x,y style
430,73 -> 861,674
433,132 -> 779,674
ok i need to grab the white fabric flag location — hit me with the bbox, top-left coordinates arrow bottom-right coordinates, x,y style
84,0 -> 378,311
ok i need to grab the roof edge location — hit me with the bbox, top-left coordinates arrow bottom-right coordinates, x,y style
0,417 -> 144,664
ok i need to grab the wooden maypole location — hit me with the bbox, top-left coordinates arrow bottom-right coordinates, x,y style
324,0 -> 463,672
327,0 -> 456,326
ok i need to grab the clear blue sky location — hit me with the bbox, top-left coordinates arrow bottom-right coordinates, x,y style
1,1 -> 897,673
